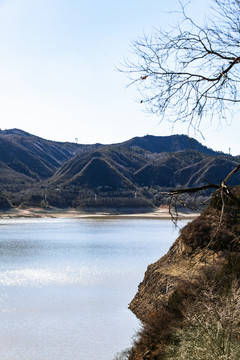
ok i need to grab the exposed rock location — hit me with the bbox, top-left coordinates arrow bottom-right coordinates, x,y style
129,193 -> 240,321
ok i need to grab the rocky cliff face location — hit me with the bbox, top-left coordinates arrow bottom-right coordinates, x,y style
129,193 -> 240,321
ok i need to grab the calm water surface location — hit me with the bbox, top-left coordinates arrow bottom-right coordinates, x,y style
0,217 -> 186,360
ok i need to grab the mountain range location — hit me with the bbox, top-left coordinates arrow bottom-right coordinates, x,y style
0,129 -> 239,210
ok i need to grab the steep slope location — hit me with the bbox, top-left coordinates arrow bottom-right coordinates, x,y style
134,163 -> 175,187
0,136 -> 54,179
133,150 -> 239,188
175,157 -> 240,187
129,189 -> 240,321
0,128 -> 84,180
30,148 -> 240,208
133,152 -> 198,187
65,157 -> 136,190
52,151 -> 104,184
1,129 -> 239,209
0,161 -> 35,192
51,147 -> 146,185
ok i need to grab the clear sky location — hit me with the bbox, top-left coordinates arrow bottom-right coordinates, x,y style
0,0 -> 239,155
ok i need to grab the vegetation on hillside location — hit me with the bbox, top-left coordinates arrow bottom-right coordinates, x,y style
123,258 -> 240,360
1,130 -> 239,211
114,190 -> 240,359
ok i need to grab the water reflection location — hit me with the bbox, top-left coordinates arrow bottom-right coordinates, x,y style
0,218 -> 184,360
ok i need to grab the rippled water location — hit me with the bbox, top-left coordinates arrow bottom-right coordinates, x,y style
0,217 -> 184,360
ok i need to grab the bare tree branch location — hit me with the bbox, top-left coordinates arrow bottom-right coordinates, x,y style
161,163 -> 240,226
121,0 -> 240,132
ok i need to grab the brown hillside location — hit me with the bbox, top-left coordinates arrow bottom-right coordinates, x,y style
129,189 -> 240,322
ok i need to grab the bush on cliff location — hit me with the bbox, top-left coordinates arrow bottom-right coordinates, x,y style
125,253 -> 240,360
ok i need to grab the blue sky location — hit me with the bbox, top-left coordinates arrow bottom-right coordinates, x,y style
0,0 -> 239,155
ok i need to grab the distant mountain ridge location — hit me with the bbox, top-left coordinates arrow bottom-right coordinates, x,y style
121,134 -> 219,155
0,129 -> 238,210
0,128 -> 80,180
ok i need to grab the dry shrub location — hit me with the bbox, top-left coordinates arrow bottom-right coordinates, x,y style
127,261 -> 240,360
180,199 -> 240,252
128,281 -> 198,359
165,277 -> 240,359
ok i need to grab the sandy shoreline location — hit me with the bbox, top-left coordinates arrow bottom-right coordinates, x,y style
0,207 -> 199,220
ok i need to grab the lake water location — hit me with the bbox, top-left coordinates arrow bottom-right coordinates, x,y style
0,217 -> 186,360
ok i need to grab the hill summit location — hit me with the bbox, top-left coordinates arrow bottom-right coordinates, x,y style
0,129 -> 238,210
122,134 -> 218,155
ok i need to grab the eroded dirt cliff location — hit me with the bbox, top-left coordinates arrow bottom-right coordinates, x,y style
129,192 -> 240,321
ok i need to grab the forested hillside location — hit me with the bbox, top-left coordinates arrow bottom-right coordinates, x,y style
0,129 -> 239,210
